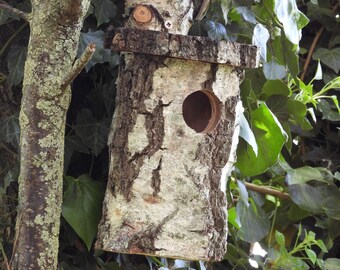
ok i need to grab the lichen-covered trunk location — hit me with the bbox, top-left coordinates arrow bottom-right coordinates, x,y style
11,1 -> 90,269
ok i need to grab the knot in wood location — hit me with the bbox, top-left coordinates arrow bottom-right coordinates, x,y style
133,5 -> 153,24
112,33 -> 125,48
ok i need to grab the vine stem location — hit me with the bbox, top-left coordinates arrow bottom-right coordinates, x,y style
300,3 -> 339,82
0,1 -> 28,21
244,182 -> 291,201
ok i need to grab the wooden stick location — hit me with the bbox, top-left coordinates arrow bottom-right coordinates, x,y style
61,43 -> 96,89
244,182 -> 291,201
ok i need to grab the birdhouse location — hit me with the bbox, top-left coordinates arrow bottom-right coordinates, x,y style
96,2 -> 259,261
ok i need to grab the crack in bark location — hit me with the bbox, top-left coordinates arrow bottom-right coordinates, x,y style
128,208 -> 179,253
108,54 -> 166,201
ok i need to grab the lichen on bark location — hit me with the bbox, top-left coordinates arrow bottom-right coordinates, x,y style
11,1 -> 91,269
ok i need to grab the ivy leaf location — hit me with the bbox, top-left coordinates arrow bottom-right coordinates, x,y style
305,249 -> 317,265
0,115 -> 20,150
263,59 -> 286,80
236,200 -> 270,243
235,6 -> 256,24
322,193 -> 340,220
73,109 -> 110,156
62,175 -> 105,250
324,258 -> 340,270
313,48 -> 340,73
262,80 -> 291,98
275,230 -> 285,247
252,23 -> 269,61
288,183 -> 334,214
275,0 -> 309,44
237,180 -> 249,207
0,9 -> 19,25
238,112 -> 258,156
220,0 -> 232,24
204,20 -> 227,41
92,0 -> 117,26
286,166 -> 334,185
78,30 -> 118,72
236,104 -> 287,176
228,207 -> 240,229
317,100 -> 340,121
6,46 -> 27,86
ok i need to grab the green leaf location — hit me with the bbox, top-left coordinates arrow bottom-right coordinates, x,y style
235,6 -> 256,24
65,134 -> 90,154
238,112 -> 258,155
322,193 -> 340,220
228,207 -> 240,229
319,99 -> 340,121
286,166 -> 334,185
313,48 -> 340,73
288,203 -> 310,221
287,100 -> 308,127
262,80 -> 291,98
6,46 -> 27,86
275,0 -> 309,44
263,59 -> 286,80
253,23 -> 269,61
78,30 -> 118,72
288,183 -> 327,214
92,0 -> 117,26
275,230 -> 285,246
236,104 -> 287,176
316,239 -> 328,253
236,200 -> 270,243
62,175 -> 105,250
0,115 -> 20,150
305,248 -> 317,264
324,258 -> 340,270
73,109 -> 110,156
4,165 -> 19,190
220,0 -> 231,24
237,180 -> 249,207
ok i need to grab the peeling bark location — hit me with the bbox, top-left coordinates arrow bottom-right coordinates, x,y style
11,1 -> 90,269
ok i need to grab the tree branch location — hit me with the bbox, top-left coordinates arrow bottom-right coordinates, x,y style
300,3 -> 339,81
61,43 -> 96,89
245,182 -> 291,201
0,1 -> 28,21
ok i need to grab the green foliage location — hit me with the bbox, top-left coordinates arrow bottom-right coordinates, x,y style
62,175 -> 105,250
1,0 -> 340,269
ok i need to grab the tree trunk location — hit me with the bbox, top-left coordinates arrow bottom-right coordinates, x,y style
11,1 -> 90,269
96,0 -> 258,261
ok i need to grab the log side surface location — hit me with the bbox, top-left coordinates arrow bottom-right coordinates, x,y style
96,0 -> 259,262
106,27 -> 259,68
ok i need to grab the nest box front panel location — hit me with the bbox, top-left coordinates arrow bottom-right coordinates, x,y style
96,53 -> 243,261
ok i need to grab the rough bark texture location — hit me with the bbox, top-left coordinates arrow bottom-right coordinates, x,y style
96,0 -> 258,261
107,28 -> 259,68
11,1 -> 90,269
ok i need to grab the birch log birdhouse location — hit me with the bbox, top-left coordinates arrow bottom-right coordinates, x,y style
96,0 -> 259,261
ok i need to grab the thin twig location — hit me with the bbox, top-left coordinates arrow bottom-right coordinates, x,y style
0,2 -> 28,21
245,182 -> 291,201
61,43 -> 96,89
300,3 -> 339,81
195,0 -> 211,20
300,26 -> 324,82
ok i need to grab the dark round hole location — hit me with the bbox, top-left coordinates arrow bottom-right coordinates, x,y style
182,90 -> 221,133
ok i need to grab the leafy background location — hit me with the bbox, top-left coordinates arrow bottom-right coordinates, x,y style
1,0 -> 340,269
